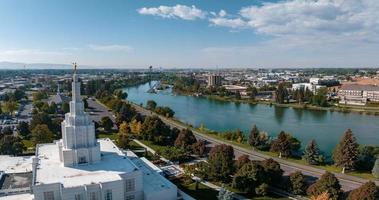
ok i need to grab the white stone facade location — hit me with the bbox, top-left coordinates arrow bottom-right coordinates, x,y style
59,73 -> 101,166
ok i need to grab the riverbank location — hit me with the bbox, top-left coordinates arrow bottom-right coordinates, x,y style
173,89 -> 379,115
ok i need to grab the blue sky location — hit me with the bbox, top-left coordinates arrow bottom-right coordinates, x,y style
0,0 -> 378,68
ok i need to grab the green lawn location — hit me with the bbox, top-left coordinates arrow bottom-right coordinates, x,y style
97,132 -> 117,140
22,139 -> 35,149
172,178 -> 219,200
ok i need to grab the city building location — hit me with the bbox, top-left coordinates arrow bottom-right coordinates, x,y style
48,84 -> 70,105
207,74 -> 222,87
0,68 -> 178,200
338,84 -> 379,105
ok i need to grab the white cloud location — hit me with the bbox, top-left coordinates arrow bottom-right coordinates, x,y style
209,0 -> 379,41
88,44 -> 132,52
209,17 -> 247,29
218,10 -> 227,17
137,5 -> 206,20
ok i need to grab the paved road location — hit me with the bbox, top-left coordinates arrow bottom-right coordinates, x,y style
86,98 -> 117,128
129,102 -> 378,192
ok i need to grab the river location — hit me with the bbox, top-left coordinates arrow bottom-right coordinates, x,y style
124,81 -> 379,156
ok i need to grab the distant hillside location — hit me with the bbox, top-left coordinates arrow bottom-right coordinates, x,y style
0,61 -> 72,69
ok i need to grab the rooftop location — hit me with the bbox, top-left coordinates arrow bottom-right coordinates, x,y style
340,84 -> 379,91
0,193 -> 33,200
35,138 -> 138,188
129,156 -> 177,195
0,172 -> 32,190
0,156 -> 33,174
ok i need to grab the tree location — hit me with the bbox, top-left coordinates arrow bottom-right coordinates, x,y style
31,124 -> 54,145
17,121 -> 31,139
287,171 -> 306,195
218,185 -> 234,200
146,100 -> 157,110
61,102 -> 70,113
154,106 -> 175,118
260,158 -> 283,185
312,87 -> 328,107
130,119 -> 142,135
114,90 -> 127,99
303,139 -> 324,165
100,116 -> 114,132
307,172 -> 341,200
174,129 -> 197,149
192,140 -> 206,157
275,83 -> 288,104
83,98 -> 89,109
333,129 -> 359,172
310,192 -> 330,200
236,155 -> 250,169
373,158 -> 379,178
30,112 -> 53,130
13,89 -> 26,101
118,121 -> 130,135
117,121 -> 131,149
0,135 -> 25,156
117,131 -> 129,149
4,100 -> 17,115
140,115 -> 171,144
255,183 -> 269,196
208,144 -> 235,182
248,124 -> 260,148
48,102 -> 58,114
116,103 -> 136,125
247,86 -> 258,100
347,181 -> 379,200
270,131 -> 301,158
356,145 -> 379,171
232,161 -> 265,193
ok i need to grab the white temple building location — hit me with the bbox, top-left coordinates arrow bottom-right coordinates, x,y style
0,67 -> 178,200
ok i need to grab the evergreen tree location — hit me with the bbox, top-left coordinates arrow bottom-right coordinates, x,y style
270,131 -> 291,158
287,171 -> 306,195
100,116 -> 114,132
303,139 -> 324,165
248,124 -> 260,148
333,129 -> 359,172
17,121 -> 31,139
275,83 -> 288,104
61,102 -> 70,113
347,181 -> 379,200
373,157 -> 379,178
307,172 -> 341,200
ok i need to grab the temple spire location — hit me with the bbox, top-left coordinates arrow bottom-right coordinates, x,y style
71,62 -> 81,104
